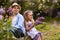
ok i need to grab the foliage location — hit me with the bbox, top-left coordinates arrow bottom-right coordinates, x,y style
0,19 -> 16,40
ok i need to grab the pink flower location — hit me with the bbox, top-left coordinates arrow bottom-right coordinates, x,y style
0,15 -> 3,20
35,16 -> 45,25
7,7 -> 12,13
35,20 -> 43,25
37,17 -> 45,21
0,8 -> 5,15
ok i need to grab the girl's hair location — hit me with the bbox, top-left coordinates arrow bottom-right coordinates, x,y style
23,10 -> 33,20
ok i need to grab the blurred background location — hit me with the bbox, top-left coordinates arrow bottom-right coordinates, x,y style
0,0 -> 60,40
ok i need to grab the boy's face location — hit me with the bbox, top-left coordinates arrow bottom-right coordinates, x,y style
27,12 -> 33,20
12,6 -> 20,14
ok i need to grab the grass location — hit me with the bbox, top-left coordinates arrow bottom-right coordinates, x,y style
36,21 -> 60,40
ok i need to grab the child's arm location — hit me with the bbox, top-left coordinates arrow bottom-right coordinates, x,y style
30,19 -> 35,27
25,21 -> 34,32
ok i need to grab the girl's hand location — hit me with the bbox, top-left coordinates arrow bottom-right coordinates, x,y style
31,19 -> 35,24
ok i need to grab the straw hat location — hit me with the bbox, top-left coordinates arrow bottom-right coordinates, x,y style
11,3 -> 21,10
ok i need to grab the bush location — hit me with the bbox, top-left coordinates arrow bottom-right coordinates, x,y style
0,19 -> 16,40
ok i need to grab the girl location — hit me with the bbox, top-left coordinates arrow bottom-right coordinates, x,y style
24,10 -> 42,40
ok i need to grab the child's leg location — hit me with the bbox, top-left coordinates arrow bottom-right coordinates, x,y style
32,32 -> 42,40
37,36 -> 41,40
37,33 -> 42,40
37,36 -> 42,40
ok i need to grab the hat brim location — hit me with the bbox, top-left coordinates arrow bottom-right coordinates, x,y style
11,5 -> 21,10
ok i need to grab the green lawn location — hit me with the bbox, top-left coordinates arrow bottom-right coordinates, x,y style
36,22 -> 60,40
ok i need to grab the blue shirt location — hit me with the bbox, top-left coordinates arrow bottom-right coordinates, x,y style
12,13 -> 26,34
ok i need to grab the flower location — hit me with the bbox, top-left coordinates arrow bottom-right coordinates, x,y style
0,15 -> 3,20
35,16 -> 45,25
7,7 -> 12,14
37,17 -> 45,21
0,8 -> 5,15
35,21 -> 43,25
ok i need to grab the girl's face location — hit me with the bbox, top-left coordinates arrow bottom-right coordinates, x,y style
27,12 -> 33,20
12,6 -> 20,15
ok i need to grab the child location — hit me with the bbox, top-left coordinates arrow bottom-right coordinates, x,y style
10,3 -> 25,38
23,10 -> 42,40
